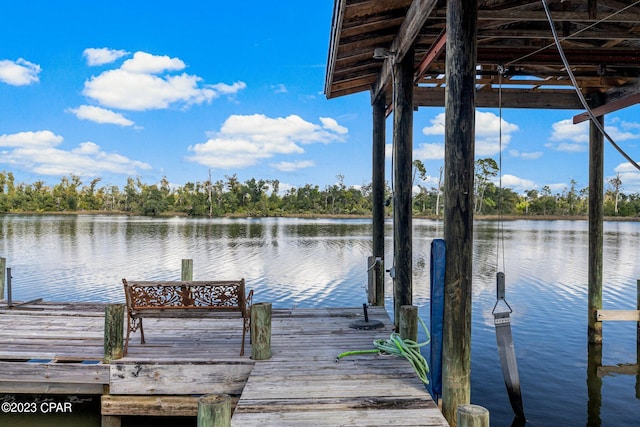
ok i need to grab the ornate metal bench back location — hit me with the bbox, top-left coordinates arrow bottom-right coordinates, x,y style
122,279 -> 246,312
121,278 -> 251,356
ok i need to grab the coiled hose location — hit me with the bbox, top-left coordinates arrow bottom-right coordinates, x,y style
335,317 -> 431,384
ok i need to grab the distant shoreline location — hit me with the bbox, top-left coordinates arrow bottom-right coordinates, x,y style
2,211 -> 639,222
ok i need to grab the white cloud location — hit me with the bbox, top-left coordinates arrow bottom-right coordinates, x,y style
501,174 -> 536,192
0,58 -> 41,86
212,81 -> 247,95
120,51 -> 185,74
613,162 -> 640,192
414,142 -> 444,160
422,114 -> 446,135
0,130 -> 150,177
271,160 -> 315,172
385,143 -> 393,159
271,83 -> 288,94
549,119 -> 588,143
546,141 -> 585,153
66,105 -> 134,126
187,114 -> 347,169
0,130 -> 62,148
320,117 -> 348,135
421,111 -> 519,156
82,51 -> 246,111
547,117 -> 640,153
83,48 -> 129,66
509,149 -> 543,160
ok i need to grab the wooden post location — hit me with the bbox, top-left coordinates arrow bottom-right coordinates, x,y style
0,257 -> 5,300
104,303 -> 125,363
6,267 -> 12,307
587,342 -> 603,426
251,302 -> 272,360
197,394 -> 231,427
372,94 -> 386,306
636,279 -> 640,399
399,305 -> 418,342
443,0 -> 477,424
101,415 -> 122,427
182,259 -> 193,281
392,46 -> 414,328
367,256 -> 380,306
588,91 -> 604,345
457,404 -> 489,427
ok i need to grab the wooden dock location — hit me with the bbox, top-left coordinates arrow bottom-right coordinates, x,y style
0,302 -> 448,426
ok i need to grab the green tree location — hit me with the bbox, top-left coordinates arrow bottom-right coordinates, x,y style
474,158 -> 499,214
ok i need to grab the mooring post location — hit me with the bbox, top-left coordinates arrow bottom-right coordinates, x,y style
457,404 -> 489,427
0,257 -> 5,300
391,46 -> 414,329
399,305 -> 418,342
182,258 -> 194,281
251,302 -> 272,360
587,342 -> 603,426
6,267 -> 12,307
197,394 -> 231,427
443,0 -> 477,424
636,279 -> 640,398
588,91 -> 605,345
101,415 -> 122,427
372,94 -> 386,307
104,303 -> 125,363
367,256 -> 384,306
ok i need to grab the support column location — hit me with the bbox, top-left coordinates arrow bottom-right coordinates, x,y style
372,94 -> 386,306
0,257 -> 5,300
588,91 -> 604,345
442,0 -> 477,424
392,47 -> 414,328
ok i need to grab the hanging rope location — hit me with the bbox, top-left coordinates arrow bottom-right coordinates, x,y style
507,0 -> 640,68
540,0 -> 640,172
491,70 -> 525,420
336,317 -> 431,384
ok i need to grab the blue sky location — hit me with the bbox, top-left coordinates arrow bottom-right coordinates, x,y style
1,1 -> 640,195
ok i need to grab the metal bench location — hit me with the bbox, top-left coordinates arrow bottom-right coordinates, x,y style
122,279 -> 253,356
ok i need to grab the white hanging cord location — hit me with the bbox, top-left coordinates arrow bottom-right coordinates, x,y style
540,0 -> 640,171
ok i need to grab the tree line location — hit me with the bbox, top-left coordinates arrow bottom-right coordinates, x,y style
0,159 -> 638,218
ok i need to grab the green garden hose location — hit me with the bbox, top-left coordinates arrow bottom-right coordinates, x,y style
336,317 -> 431,384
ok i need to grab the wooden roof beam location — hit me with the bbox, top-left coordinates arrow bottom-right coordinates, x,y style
414,31 -> 447,83
573,92 -> 640,123
429,9 -> 640,23
414,86 -> 583,109
371,0 -> 439,104
324,0 -> 347,99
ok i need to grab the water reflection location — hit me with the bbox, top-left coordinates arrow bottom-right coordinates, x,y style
1,216 -> 640,425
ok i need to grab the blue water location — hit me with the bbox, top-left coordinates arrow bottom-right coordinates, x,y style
1,215 -> 639,426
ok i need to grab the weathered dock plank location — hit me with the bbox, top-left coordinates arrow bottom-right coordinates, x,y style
109,362 -> 253,395
0,361 -> 108,384
232,306 -> 448,426
0,302 -> 448,425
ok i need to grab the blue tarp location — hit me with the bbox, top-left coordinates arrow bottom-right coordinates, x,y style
429,238 -> 445,398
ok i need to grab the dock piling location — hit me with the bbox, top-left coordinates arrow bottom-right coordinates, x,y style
104,303 -> 125,363
457,404 -> 489,427
399,305 -> 418,342
251,302 -> 272,360
0,258 -> 5,300
197,394 -> 231,427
